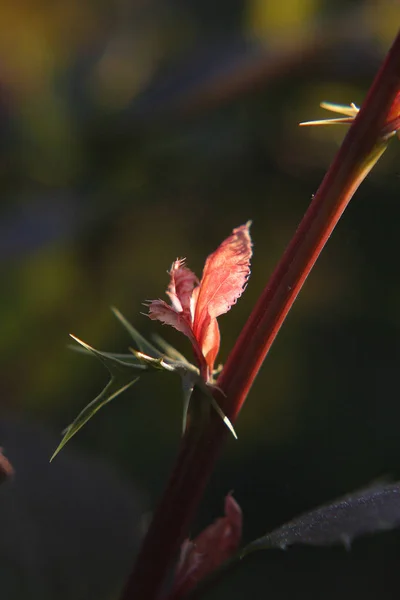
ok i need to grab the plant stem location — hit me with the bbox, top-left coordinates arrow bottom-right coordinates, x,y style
120,29 -> 400,600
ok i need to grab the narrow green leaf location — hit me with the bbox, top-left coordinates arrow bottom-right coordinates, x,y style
193,376 -> 237,440
151,333 -> 190,363
111,306 -> 162,357
129,348 -> 175,371
69,335 -> 148,372
181,373 -> 195,434
51,335 -> 145,460
51,377 -> 138,461
68,344 -> 146,365
173,364 -> 237,439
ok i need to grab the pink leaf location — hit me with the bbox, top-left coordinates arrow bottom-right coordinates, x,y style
195,222 -> 252,321
145,224 -> 252,381
166,260 -> 199,320
147,299 -> 194,341
193,223 -> 252,374
196,313 -> 220,378
172,494 -> 242,597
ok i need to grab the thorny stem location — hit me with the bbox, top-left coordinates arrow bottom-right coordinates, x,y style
120,29 -> 400,600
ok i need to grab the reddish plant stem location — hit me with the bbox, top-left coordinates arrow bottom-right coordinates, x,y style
121,30 -> 400,600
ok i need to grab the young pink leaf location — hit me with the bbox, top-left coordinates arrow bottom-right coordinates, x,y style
172,494 -> 242,597
145,223 -> 252,381
193,222 -> 252,375
195,222 -> 252,320
197,314 -> 220,379
166,259 -> 199,319
147,299 -> 194,342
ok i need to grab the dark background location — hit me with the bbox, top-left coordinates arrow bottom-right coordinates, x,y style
0,0 -> 399,598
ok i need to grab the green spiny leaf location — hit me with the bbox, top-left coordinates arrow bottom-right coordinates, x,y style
68,335 -> 148,373
51,335 -> 145,460
129,348 -> 175,371
68,344 -> 146,365
173,364 -> 237,439
151,333 -> 190,364
111,306 -> 162,357
51,378 -> 138,461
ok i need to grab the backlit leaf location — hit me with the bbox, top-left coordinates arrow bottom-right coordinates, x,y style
50,335 -> 145,460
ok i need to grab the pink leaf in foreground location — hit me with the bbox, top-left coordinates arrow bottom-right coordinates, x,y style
147,299 -> 194,342
193,222 -> 252,376
195,222 -> 252,321
166,259 -> 199,319
145,223 -> 252,381
172,494 -> 242,597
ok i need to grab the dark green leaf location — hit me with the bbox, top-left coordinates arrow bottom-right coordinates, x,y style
51,335 -> 145,460
243,482 -> 400,554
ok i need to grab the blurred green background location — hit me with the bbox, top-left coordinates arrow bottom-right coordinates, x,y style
1,0 -> 400,598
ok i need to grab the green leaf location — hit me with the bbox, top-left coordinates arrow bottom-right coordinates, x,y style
68,344 -> 146,365
51,335 -> 145,460
242,481 -> 400,555
172,363 -> 237,439
111,307 -> 236,436
111,306 -> 162,357
188,482 -> 400,599
55,321 -> 236,462
151,333 -> 190,363
180,372 -> 195,434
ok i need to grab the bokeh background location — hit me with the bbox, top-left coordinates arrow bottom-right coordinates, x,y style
0,0 -> 400,598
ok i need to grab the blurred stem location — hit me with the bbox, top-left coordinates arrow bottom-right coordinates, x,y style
120,29 -> 400,600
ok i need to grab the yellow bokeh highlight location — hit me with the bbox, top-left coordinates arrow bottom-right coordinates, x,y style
247,0 -> 318,38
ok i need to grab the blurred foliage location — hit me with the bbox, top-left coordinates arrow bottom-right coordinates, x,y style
0,0 -> 400,598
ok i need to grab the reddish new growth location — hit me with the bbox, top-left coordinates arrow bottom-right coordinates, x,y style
0,449 -> 13,486
170,494 -> 242,598
147,223 -> 252,381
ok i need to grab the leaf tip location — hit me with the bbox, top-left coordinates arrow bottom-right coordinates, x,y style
69,334 -> 90,350
50,438 -> 66,462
